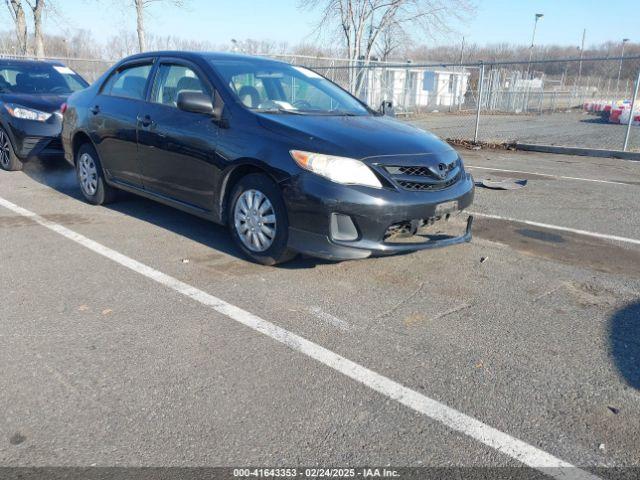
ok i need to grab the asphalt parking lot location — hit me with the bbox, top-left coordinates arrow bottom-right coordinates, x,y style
410,112 -> 640,152
1,147 -> 639,478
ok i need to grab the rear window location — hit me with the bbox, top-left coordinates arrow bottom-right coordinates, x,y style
0,63 -> 88,95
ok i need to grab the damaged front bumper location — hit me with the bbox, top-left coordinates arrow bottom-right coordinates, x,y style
284,171 -> 475,261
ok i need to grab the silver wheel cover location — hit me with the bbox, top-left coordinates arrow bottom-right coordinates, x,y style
233,189 -> 277,252
78,152 -> 98,196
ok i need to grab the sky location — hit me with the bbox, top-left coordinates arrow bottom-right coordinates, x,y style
8,0 -> 638,50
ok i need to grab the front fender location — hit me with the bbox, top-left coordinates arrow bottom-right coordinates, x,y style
215,158 -> 293,224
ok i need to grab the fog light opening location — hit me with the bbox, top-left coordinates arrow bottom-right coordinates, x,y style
330,213 -> 359,241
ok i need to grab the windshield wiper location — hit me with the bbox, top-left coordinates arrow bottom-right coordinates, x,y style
255,108 -> 313,115
256,108 -> 360,116
329,110 -> 358,116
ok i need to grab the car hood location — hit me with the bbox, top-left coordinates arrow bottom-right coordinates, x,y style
256,113 -> 454,160
0,93 -> 68,113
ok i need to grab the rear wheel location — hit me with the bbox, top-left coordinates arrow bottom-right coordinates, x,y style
76,143 -> 117,205
228,173 -> 297,265
0,127 -> 23,171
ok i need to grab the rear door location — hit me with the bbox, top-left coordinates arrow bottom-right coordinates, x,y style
136,59 -> 219,211
88,60 -> 154,187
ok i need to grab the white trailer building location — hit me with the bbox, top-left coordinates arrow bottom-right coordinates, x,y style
361,66 -> 470,112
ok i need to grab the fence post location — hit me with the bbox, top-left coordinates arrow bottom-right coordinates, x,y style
623,68 -> 640,152
474,62 -> 485,143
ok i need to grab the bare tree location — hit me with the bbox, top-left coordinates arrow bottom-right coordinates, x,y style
25,0 -> 44,58
104,29 -> 139,58
5,0 -> 28,54
375,23 -> 406,61
130,0 -> 188,52
227,38 -> 289,56
300,0 -> 473,94
300,0 -> 473,64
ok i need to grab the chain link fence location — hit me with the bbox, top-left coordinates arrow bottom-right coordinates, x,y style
307,56 -> 640,153
2,51 -> 639,153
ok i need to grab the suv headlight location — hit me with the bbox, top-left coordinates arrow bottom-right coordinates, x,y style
290,150 -> 382,188
4,104 -> 52,122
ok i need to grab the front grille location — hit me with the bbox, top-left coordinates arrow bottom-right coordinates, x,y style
397,166 -> 431,176
383,160 -> 461,192
19,137 -> 45,156
398,174 -> 460,191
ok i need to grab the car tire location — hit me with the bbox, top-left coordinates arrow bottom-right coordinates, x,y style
76,143 -> 117,205
0,127 -> 23,171
228,173 -> 297,266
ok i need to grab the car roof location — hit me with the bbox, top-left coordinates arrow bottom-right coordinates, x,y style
0,58 -> 65,67
121,50 -> 287,65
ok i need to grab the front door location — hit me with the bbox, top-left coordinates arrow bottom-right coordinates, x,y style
136,61 -> 219,211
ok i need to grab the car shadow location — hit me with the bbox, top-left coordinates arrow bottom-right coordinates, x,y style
22,156 -> 84,199
21,157 -> 331,270
609,300 -> 640,390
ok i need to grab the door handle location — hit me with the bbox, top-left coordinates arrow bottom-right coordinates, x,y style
137,114 -> 153,128
89,105 -> 100,115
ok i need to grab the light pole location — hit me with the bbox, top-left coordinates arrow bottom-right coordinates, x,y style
576,29 -> 586,92
573,46 -> 581,97
616,38 -> 630,94
526,13 -> 544,77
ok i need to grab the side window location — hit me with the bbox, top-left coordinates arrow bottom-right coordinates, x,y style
151,64 -> 209,107
229,73 -> 268,108
102,64 -> 152,100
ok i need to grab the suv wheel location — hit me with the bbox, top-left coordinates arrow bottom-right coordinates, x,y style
76,143 -> 117,205
0,128 -> 23,171
229,173 -> 297,265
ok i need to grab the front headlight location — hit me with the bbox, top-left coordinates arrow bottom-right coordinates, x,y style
4,104 -> 52,122
290,150 -> 382,188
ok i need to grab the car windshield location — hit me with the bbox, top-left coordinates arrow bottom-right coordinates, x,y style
0,63 -> 88,95
211,59 -> 370,116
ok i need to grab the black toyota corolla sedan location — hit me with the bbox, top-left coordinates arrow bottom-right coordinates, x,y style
62,51 -> 474,265
0,59 -> 88,171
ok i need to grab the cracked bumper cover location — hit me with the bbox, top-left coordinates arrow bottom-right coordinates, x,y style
283,171 -> 475,261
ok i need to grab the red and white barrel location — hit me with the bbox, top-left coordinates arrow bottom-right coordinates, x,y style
610,107 -> 624,124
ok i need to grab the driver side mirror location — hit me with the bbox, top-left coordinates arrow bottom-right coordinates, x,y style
177,90 -> 226,127
379,100 -> 394,117
178,91 -> 214,115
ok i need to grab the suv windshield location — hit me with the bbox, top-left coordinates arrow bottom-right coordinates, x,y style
211,59 -> 369,116
0,63 -> 88,95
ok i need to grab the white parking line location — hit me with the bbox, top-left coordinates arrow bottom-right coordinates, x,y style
309,306 -> 352,331
0,195 -> 600,480
467,165 -> 632,186
471,211 -> 640,246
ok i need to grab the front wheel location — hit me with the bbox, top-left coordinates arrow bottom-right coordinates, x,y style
0,128 -> 23,171
228,173 -> 297,265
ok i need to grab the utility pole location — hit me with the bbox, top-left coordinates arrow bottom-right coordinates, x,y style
526,13 -> 544,78
576,29 -> 586,96
616,38 -> 630,94
459,36 -> 465,65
